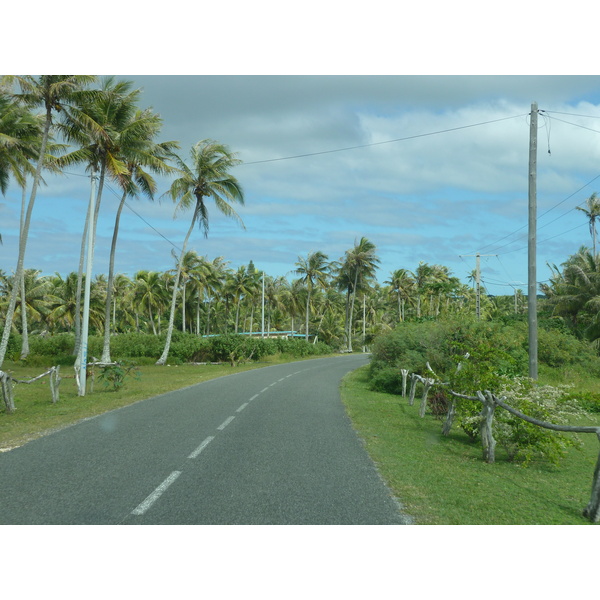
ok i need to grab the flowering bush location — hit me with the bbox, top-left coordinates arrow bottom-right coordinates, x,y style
492,377 -> 587,465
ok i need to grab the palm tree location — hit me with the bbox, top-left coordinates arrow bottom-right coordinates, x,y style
385,268 -> 414,322
202,256 -> 229,335
156,139 -> 245,365
56,77 -> 141,359
577,192 -> 600,259
133,271 -> 166,334
0,91 -> 42,194
99,109 -> 178,361
294,251 -> 330,341
339,237 -> 379,351
0,75 -> 97,367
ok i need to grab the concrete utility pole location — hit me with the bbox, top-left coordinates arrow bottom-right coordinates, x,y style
528,102 -> 539,380
261,271 -> 265,338
460,253 -> 496,319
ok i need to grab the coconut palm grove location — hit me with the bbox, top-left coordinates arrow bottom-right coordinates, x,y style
2,75 -> 600,369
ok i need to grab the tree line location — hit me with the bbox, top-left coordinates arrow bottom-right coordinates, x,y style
1,75 -> 496,367
4,75 -> 599,369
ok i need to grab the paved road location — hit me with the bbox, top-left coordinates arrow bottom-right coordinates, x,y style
0,354 -> 410,525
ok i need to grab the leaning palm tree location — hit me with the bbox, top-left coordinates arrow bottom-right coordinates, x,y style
99,109 -> 178,362
56,76 -> 141,359
156,139 -> 245,365
576,192 -> 600,259
0,75 -> 97,367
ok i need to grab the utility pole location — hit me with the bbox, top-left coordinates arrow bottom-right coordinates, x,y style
460,253 -> 496,319
528,102 -> 539,380
261,270 -> 265,338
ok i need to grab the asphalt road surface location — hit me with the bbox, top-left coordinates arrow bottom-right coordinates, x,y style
0,354 -> 410,525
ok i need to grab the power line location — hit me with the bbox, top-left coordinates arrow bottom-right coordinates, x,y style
543,110 -> 600,119
473,172 -> 600,255
62,170 -> 183,254
240,113 -> 527,165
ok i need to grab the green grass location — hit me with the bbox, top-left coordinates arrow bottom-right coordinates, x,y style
341,366 -> 599,525
0,354 -> 316,451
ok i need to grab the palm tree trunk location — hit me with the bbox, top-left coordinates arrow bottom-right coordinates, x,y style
0,105 -> 52,368
74,163 -> 106,357
101,190 -> 127,362
348,271 -> 359,352
19,186 -> 29,360
182,283 -> 187,333
73,213 -> 88,355
305,288 -> 311,341
156,220 -> 195,365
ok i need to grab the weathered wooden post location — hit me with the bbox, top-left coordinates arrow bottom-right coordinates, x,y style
49,366 -> 61,403
0,370 -> 16,414
478,390 -> 496,464
401,369 -> 409,398
442,398 -> 457,436
409,374 -> 418,406
419,378 -> 435,418
583,436 -> 600,523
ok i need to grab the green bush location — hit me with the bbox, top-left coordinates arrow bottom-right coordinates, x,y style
493,377 -> 585,465
0,329 -> 22,361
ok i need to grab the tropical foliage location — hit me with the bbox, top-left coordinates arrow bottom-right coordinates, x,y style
4,74 -> 600,372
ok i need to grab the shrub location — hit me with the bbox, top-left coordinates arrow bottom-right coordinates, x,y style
494,377 -> 586,465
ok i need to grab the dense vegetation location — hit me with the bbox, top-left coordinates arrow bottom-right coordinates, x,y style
368,316 -> 600,466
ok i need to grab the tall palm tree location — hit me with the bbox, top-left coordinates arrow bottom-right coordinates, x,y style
224,265 -> 255,334
56,77 -> 141,358
156,139 -> 245,365
99,109 -> 178,361
385,268 -> 414,322
294,251 -> 330,341
340,237 -> 379,351
0,91 -> 41,194
133,271 -> 166,334
576,192 -> 600,259
202,256 -> 229,335
0,75 -> 97,367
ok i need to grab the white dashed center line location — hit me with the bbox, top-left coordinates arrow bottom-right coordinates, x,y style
188,436 -> 215,459
217,416 -> 235,430
131,471 -> 181,516
236,402 -> 248,413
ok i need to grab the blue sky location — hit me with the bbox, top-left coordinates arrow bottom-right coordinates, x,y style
4,75 -> 600,295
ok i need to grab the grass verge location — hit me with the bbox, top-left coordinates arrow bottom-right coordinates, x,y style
341,365 -> 599,525
0,354 -> 319,451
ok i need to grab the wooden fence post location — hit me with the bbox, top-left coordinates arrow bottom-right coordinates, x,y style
1,370 -> 16,414
478,391 -> 496,464
401,369 -> 408,398
409,374 -> 418,406
442,398 -> 457,436
583,436 -> 600,523
419,378 -> 435,418
50,366 -> 61,403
